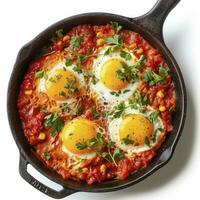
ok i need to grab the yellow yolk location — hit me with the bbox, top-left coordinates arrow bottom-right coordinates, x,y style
45,69 -> 79,101
119,114 -> 154,145
100,59 -> 128,90
61,118 -> 97,155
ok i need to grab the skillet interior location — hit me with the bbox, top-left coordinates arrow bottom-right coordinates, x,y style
7,12 -> 186,194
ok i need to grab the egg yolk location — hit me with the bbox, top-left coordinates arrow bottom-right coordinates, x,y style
100,59 -> 128,90
119,114 -> 154,146
45,69 -> 79,101
61,118 -> 97,155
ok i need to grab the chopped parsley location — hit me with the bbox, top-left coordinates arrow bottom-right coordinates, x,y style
40,108 -> 49,113
91,107 -> 100,119
109,102 -> 126,119
122,135 -> 134,145
69,35 -> 84,50
55,29 -> 64,38
142,66 -> 169,86
129,90 -> 148,112
74,102 -> 82,116
44,112 -> 64,137
112,22 -> 122,33
65,59 -> 73,66
136,55 -> 146,68
64,79 -> 79,94
60,103 -> 70,112
76,140 -> 88,150
120,51 -> 132,60
145,136 -> 151,147
44,150 -> 51,160
35,70 -> 48,79
149,111 -> 159,123
83,70 -> 99,84
116,62 -> 139,82
152,128 -> 164,142
104,35 -> 123,45
59,91 -> 67,97
110,90 -> 122,97
75,132 -> 124,166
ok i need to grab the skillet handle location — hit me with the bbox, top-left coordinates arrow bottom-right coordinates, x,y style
19,155 -> 76,199
133,0 -> 181,42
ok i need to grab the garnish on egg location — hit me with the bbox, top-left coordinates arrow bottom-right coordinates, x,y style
119,114 -> 154,146
100,59 -> 129,90
45,68 -> 79,101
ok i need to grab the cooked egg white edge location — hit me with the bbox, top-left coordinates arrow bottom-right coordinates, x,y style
90,47 -> 139,107
62,145 -> 96,160
108,105 -> 165,154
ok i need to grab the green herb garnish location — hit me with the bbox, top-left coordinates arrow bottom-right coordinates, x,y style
65,59 -> 73,66
104,35 -> 123,45
129,90 -> 148,112
110,102 -> 126,119
59,91 -> 67,97
44,112 -> 64,137
44,150 -> 51,160
122,135 -> 134,145
91,107 -> 100,119
35,70 -> 48,79
120,51 -> 132,60
142,66 -> 169,86
112,22 -> 122,33
69,35 -> 84,50
76,140 -> 88,150
55,29 -> 64,38
149,111 -> 159,123
145,136 -> 151,147
64,79 -> 79,94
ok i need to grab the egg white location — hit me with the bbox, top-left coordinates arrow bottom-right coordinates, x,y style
62,145 -> 96,160
108,101 -> 164,154
90,47 -> 139,108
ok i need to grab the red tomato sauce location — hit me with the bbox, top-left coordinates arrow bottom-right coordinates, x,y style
18,23 -> 176,184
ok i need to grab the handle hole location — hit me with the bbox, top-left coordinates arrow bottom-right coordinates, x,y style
27,164 -> 63,192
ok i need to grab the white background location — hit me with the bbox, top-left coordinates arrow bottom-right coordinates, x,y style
0,0 -> 199,199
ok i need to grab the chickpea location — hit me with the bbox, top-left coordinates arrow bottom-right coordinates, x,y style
63,35 -> 70,42
97,38 -> 105,46
157,90 -> 164,98
159,105 -> 166,112
24,90 -> 32,96
128,43 -> 137,50
57,41 -> 62,46
100,164 -> 106,173
96,32 -> 103,38
82,167 -> 88,173
136,48 -> 143,54
38,132 -> 46,140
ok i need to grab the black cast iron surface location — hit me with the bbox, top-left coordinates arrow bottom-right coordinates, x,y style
7,0 -> 186,198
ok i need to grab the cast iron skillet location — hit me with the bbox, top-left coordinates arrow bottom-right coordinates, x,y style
7,0 -> 186,198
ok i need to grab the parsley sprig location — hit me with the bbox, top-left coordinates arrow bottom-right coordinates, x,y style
109,102 -> 127,119
129,90 -> 148,112
35,70 -> 48,79
44,112 -> 64,137
68,35 -> 84,50
75,132 -> 124,166
122,135 -> 134,145
142,66 -> 169,86
112,22 -> 122,33
64,79 -> 79,94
